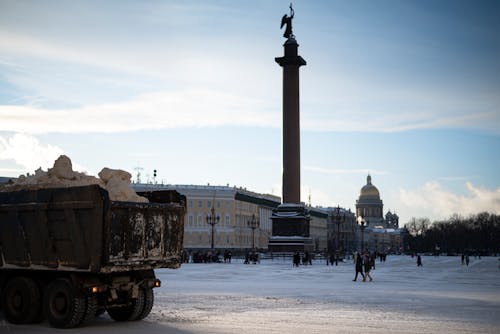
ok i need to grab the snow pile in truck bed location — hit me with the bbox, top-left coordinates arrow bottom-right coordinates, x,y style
98,167 -> 148,203
0,155 -> 148,203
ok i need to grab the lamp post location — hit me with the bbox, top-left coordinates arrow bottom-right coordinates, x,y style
247,214 -> 260,251
206,204 -> 220,250
334,206 -> 346,256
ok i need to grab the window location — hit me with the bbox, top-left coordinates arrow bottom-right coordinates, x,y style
188,200 -> 193,208
207,200 -> 212,208
225,214 -> 230,226
217,201 -> 221,209
198,214 -> 202,226
188,215 -> 193,226
198,200 -> 202,208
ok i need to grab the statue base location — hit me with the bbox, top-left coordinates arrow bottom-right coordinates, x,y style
268,203 -> 313,253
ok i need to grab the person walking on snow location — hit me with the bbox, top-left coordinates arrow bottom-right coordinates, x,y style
417,255 -> 423,267
362,253 -> 373,282
353,252 -> 365,281
293,252 -> 300,267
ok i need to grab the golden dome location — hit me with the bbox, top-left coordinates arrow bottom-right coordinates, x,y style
359,175 -> 380,199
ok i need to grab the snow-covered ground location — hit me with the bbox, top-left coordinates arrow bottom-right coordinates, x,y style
2,255 -> 499,333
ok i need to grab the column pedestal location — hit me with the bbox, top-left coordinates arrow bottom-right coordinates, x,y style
268,203 -> 313,252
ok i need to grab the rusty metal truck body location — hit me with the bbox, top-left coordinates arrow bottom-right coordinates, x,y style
0,185 -> 184,328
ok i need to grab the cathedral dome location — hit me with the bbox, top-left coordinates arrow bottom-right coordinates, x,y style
359,175 -> 380,199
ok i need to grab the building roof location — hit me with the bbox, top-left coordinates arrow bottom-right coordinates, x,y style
132,183 -> 281,204
234,192 -> 280,208
309,208 -> 328,219
359,174 -> 380,200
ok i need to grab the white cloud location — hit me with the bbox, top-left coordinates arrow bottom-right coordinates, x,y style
0,133 -> 64,173
1,30 -> 499,135
301,185 -> 337,207
0,31 -> 169,79
2,0 -> 500,136
0,133 -> 91,176
0,167 -> 26,174
302,91 -> 500,134
399,181 -> 500,219
0,89 -> 280,134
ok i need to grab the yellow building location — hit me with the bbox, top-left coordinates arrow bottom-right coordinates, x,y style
134,183 -> 334,254
308,208 -> 329,252
134,184 -> 280,252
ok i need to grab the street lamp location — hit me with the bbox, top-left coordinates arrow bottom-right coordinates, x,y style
334,206 -> 346,256
206,204 -> 220,250
247,214 -> 260,250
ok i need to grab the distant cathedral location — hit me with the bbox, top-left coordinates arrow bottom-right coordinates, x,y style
355,175 -> 399,229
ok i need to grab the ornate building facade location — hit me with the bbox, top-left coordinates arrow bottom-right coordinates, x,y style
320,206 -> 358,255
134,184 -> 280,252
355,175 -> 402,252
133,183 -> 331,253
356,175 -> 399,228
356,174 -> 384,226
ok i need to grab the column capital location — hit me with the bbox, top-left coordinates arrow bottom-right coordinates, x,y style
275,37 -> 307,67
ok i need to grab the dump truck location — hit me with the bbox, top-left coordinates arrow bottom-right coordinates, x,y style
0,185 -> 185,328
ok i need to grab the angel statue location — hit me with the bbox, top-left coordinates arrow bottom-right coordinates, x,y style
280,3 -> 295,39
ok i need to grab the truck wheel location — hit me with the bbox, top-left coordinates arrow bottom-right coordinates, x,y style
1,277 -> 42,324
137,288 -> 154,320
44,278 -> 86,328
80,294 -> 98,325
107,288 -> 145,321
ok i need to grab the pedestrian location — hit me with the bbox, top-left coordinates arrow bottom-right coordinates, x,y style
302,251 -> 312,265
461,253 -> 465,265
465,254 -> 470,266
417,254 -> 423,267
293,251 -> 300,267
353,252 -> 365,281
362,253 -> 373,282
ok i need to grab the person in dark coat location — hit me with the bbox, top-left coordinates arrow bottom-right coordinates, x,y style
362,253 -> 373,282
417,254 -> 423,267
352,252 -> 365,281
293,252 -> 300,267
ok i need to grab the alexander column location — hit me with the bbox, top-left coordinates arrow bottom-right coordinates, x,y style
268,5 -> 313,253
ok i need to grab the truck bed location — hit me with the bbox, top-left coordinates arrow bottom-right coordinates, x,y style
0,185 -> 185,273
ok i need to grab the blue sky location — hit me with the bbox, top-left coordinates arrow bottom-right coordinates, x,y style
1,0 -> 499,224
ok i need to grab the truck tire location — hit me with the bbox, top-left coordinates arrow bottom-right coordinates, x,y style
80,294 -> 98,325
44,278 -> 86,328
1,277 -> 42,324
137,288 -> 154,320
107,288 -> 145,321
